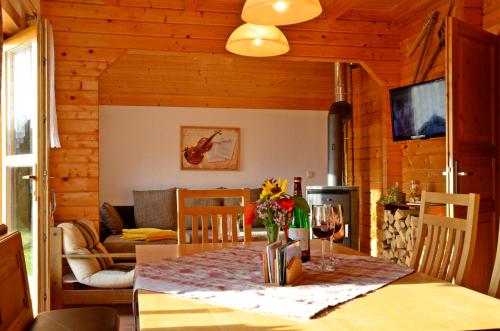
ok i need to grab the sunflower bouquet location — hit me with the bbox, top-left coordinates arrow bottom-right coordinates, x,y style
244,178 -> 309,242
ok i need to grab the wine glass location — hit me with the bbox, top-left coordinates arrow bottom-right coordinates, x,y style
329,204 -> 345,268
312,205 -> 335,272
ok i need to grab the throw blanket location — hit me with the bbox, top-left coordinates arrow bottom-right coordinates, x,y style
121,228 -> 177,241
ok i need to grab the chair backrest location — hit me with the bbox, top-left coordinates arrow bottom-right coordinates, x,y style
488,224 -> 500,298
0,231 -> 34,331
410,191 -> 479,285
177,188 -> 251,244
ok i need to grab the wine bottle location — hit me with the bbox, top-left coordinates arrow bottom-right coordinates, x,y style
289,176 -> 310,262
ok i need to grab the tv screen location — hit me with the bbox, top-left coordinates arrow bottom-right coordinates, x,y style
390,78 -> 446,141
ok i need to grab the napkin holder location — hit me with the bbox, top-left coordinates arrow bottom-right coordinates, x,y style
262,247 -> 303,286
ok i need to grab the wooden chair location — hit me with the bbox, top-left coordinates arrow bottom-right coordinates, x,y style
488,224 -> 500,298
50,227 -> 135,308
0,231 -> 119,331
410,191 -> 479,286
177,188 -> 252,244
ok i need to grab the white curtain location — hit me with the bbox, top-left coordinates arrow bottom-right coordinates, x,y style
48,23 -> 61,148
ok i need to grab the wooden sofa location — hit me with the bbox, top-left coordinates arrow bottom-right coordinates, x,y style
50,226 -> 134,308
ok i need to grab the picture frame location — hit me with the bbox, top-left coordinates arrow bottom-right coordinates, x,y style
180,126 -> 240,170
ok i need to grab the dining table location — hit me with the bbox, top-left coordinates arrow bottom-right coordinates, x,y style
135,240 -> 500,330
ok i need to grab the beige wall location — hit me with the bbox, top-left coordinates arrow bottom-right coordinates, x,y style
99,106 -> 328,205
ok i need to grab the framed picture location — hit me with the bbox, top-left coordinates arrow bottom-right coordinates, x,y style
180,126 -> 240,170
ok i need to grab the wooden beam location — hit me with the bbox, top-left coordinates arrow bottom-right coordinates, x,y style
324,0 -> 361,20
185,0 -> 198,11
2,0 -> 26,31
19,0 -> 40,15
391,0 -> 433,23
454,0 -> 482,27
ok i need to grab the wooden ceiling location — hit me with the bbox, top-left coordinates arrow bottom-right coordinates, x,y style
99,51 -> 336,109
81,0 -> 410,21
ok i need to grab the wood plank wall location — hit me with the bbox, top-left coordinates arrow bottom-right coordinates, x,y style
99,51 -> 335,110
350,68 -> 385,254
396,0 -> 449,197
484,0 -> 500,34
395,0 -> 484,198
42,0 -> 400,224
348,0 -> 487,256
42,0 -> 494,228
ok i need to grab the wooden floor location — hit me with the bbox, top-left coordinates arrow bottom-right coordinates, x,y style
68,304 -> 134,331
116,305 -> 134,331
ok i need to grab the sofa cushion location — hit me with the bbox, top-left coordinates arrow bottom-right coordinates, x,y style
222,188 -> 261,206
133,188 -> 177,230
58,221 -> 134,288
100,202 -> 124,235
103,234 -> 177,254
114,206 -> 136,228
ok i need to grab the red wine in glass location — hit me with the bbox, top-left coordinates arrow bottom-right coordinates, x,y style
331,205 -> 344,243
313,226 -> 334,239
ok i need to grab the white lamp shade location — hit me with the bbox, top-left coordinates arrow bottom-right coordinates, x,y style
242,0 -> 322,26
226,23 -> 290,57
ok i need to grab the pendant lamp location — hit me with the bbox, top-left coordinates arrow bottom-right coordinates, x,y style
226,23 -> 289,57
242,0 -> 322,26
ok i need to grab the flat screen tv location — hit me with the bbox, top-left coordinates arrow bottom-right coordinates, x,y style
390,78 -> 446,141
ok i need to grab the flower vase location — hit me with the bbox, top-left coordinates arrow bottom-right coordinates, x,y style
283,224 -> 289,242
265,223 -> 279,243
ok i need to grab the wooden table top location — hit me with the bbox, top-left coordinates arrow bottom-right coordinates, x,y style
136,241 -> 500,331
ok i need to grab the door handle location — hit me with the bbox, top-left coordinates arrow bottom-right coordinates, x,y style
454,161 -> 473,193
457,171 -> 473,176
22,173 -> 38,201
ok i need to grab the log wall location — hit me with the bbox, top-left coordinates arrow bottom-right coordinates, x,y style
484,0 -> 500,34
99,52 -> 335,110
395,0 -> 485,198
42,0 -> 400,224
350,0 -> 488,255
42,0 -> 498,228
396,0 -> 449,197
350,68 -> 385,254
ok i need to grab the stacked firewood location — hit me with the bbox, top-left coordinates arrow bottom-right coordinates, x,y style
379,209 -> 419,266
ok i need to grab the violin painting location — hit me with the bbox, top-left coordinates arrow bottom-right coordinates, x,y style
183,130 -> 222,165
180,126 -> 240,170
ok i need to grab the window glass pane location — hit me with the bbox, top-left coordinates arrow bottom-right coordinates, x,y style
7,167 -> 34,277
6,44 -> 35,155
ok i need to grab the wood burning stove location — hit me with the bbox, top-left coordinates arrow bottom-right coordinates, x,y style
308,63 -> 359,250
306,186 -> 359,250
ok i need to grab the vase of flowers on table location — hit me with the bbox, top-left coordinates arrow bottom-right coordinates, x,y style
244,178 -> 309,243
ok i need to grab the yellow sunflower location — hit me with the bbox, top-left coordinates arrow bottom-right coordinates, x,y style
260,178 -> 287,200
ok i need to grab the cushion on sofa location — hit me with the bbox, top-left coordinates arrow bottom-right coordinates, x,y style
133,188 -> 177,230
222,188 -> 261,206
58,220 -> 134,288
114,206 -> 136,228
100,202 -> 124,235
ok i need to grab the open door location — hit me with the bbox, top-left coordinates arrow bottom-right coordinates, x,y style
1,21 -> 51,313
446,17 -> 500,292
